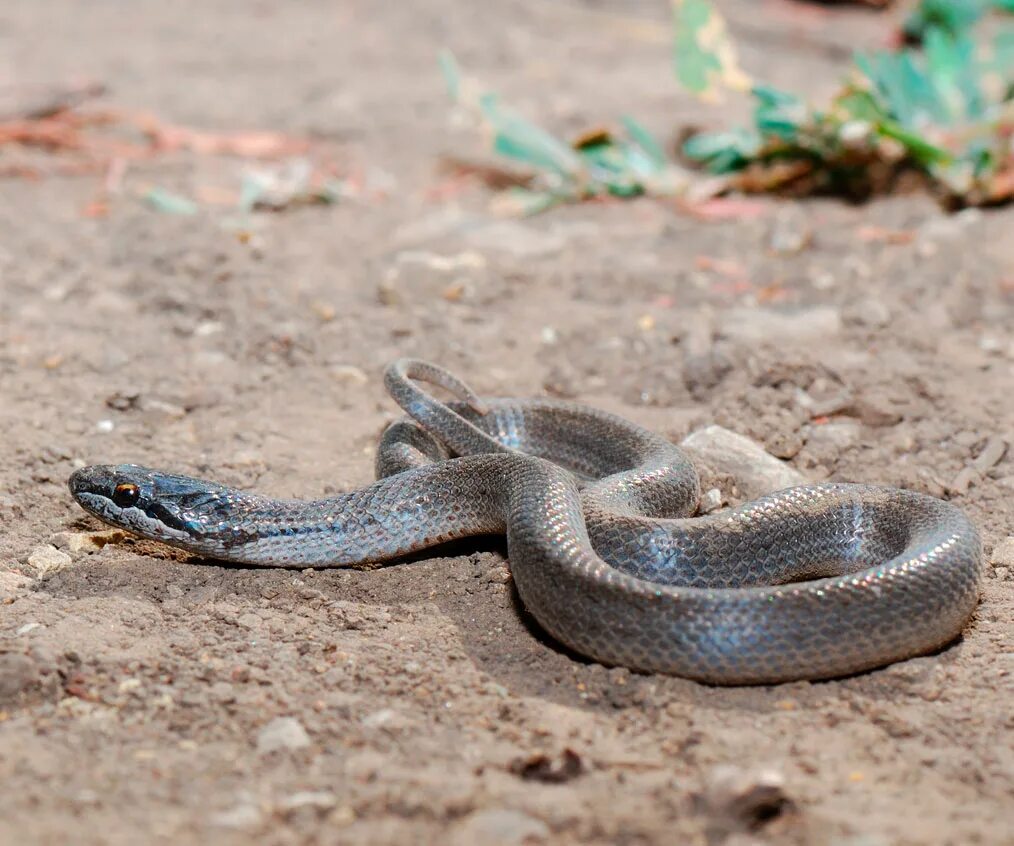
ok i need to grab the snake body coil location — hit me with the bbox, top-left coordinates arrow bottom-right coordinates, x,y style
69,359 -> 982,684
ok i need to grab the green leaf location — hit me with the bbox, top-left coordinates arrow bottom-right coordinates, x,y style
438,49 -> 461,102
671,0 -> 751,101
878,120 -> 952,165
620,115 -> 668,169
478,94 -> 585,178
144,188 -> 198,215
752,85 -> 809,141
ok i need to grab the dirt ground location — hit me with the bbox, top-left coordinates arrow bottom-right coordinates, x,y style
1,2 -> 1012,845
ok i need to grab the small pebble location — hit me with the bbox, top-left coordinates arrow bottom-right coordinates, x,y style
331,365 -> 369,386
49,530 -> 126,554
990,537 -> 1014,569
800,390 -> 854,418
805,420 -> 862,451
700,488 -> 724,513
105,389 -> 141,411
210,803 -> 262,830
450,809 -> 549,846
972,437 -> 1007,472
844,297 -> 891,329
26,545 -> 73,575
852,397 -> 902,427
256,716 -> 311,754
767,211 -> 812,255
698,765 -> 792,830
946,466 -> 981,497
276,791 -> 337,817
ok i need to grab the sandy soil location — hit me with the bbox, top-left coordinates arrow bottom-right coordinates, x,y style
1,2 -> 1012,844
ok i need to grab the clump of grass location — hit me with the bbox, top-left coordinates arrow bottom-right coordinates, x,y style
684,6 -> 1014,204
440,51 -> 691,215
442,0 -> 1013,212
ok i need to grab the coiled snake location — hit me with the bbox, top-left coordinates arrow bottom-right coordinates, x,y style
69,359 -> 982,684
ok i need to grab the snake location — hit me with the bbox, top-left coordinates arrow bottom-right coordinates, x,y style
68,359 -> 983,685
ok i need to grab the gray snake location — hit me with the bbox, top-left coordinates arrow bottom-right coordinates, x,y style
69,359 -> 983,684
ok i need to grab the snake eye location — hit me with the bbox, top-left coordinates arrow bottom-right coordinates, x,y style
112,483 -> 140,508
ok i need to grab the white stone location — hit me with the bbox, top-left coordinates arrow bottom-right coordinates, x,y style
256,716 -> 311,754
451,809 -> 550,846
681,426 -> 808,499
26,545 -> 73,575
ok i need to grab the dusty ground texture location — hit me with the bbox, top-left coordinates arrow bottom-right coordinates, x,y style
1,2 -> 1012,845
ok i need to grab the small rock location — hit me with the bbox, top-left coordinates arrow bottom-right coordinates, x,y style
39,445 -> 72,463
892,467 -> 946,499
105,389 -> 141,411
972,437 -> 1007,472
797,389 -> 854,418
946,466 -> 981,497
718,307 -> 841,345
194,321 -> 223,337
540,326 -> 558,345
26,545 -> 73,575
699,488 -> 724,513
210,681 -> 237,704
767,211 -> 812,255
361,708 -> 399,728
764,431 -> 803,460
844,297 -> 891,329
851,397 -> 902,427
990,537 -> 1014,569
331,365 -> 368,386
681,426 -> 808,499
450,809 -> 550,846
140,398 -> 188,420
977,336 -> 1004,355
809,269 -> 835,290
276,791 -> 337,818
484,564 -> 512,585
210,803 -> 263,830
804,420 -> 862,451
310,301 -> 336,322
256,716 -> 311,754
49,529 -> 126,554
237,612 -> 262,630
698,765 -> 793,831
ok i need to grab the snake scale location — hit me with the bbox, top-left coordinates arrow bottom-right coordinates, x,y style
69,359 -> 982,684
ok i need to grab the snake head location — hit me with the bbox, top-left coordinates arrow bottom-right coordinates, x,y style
69,464 -> 228,545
